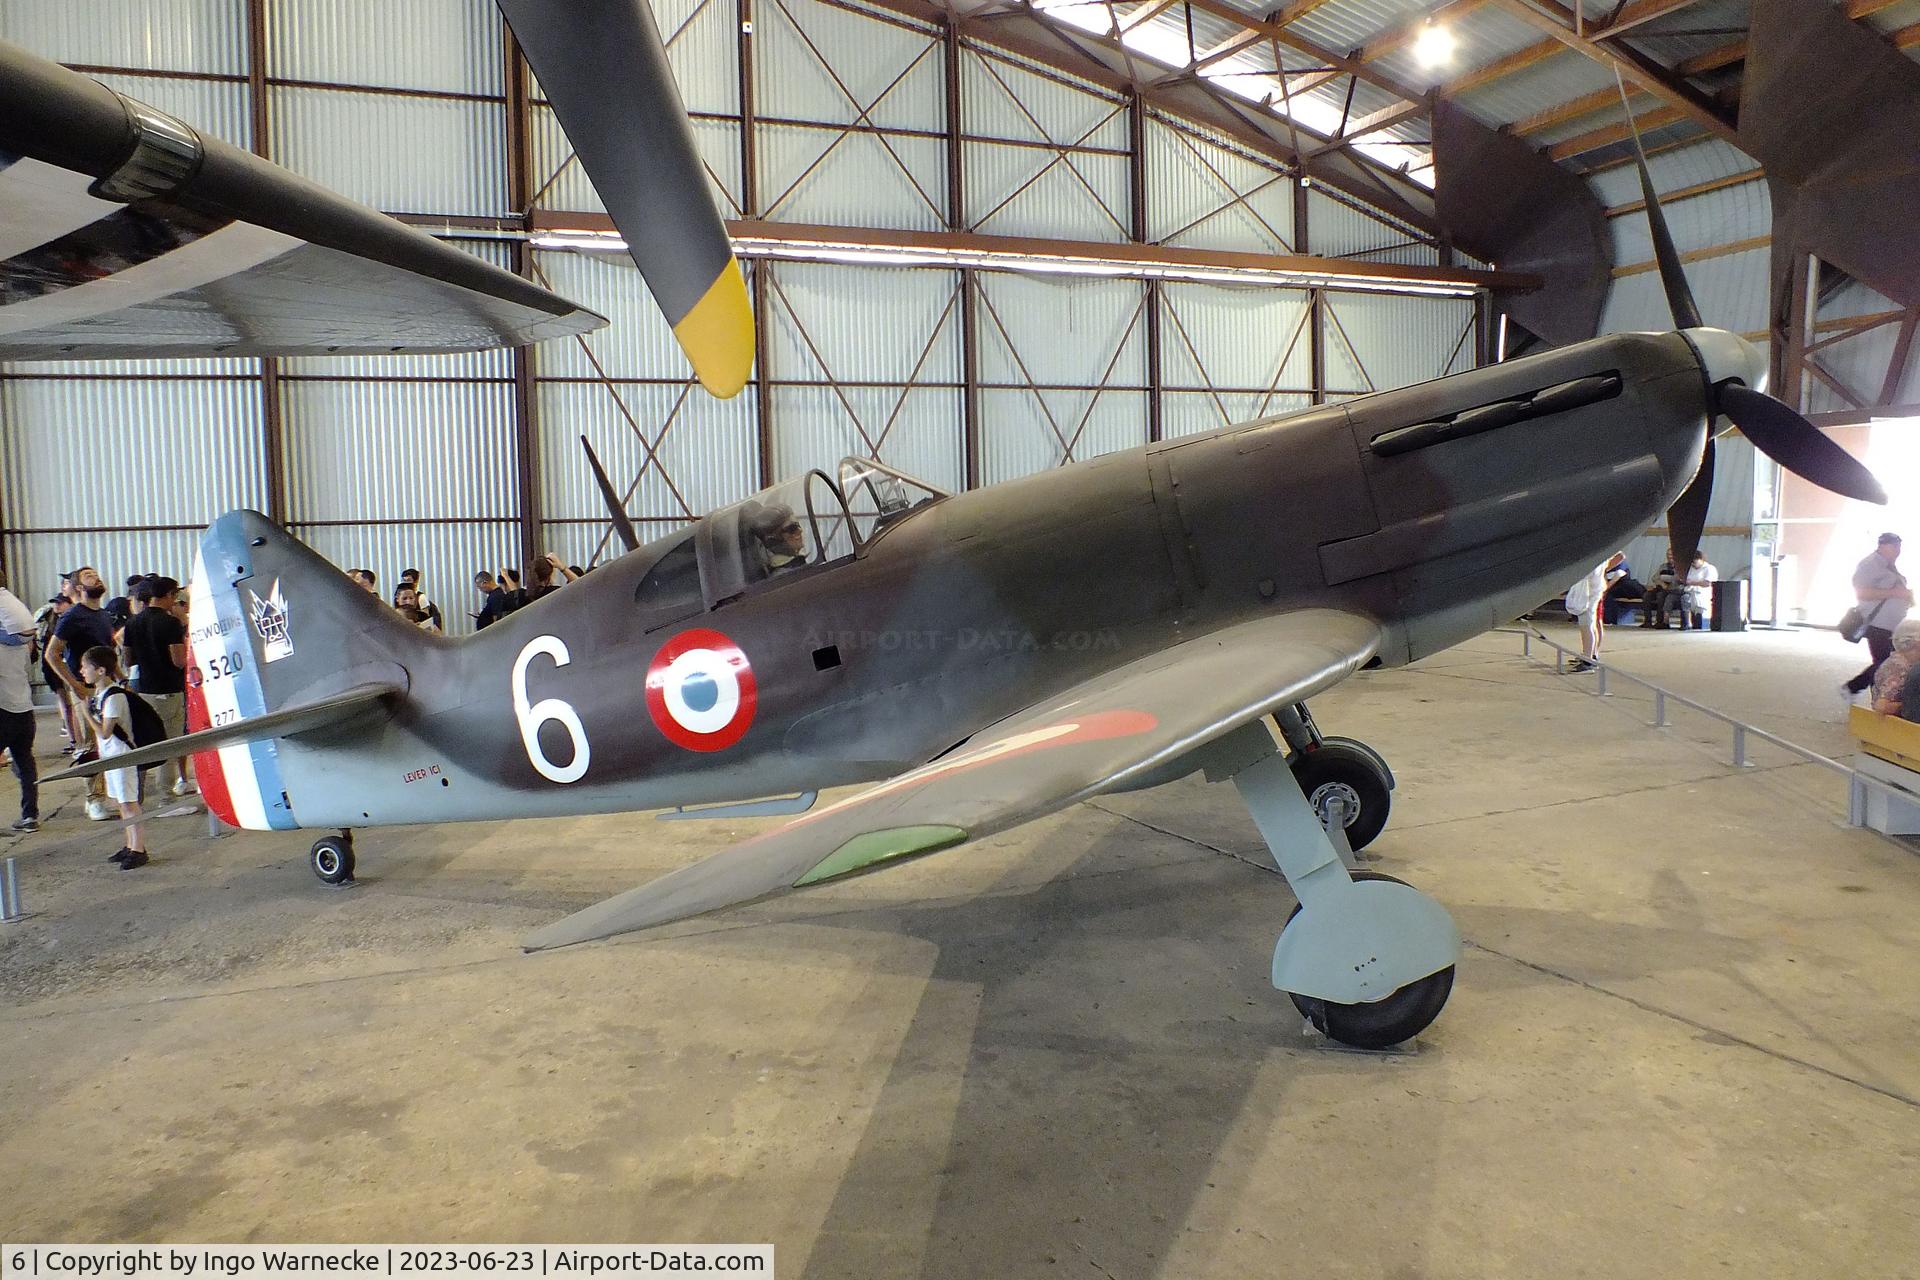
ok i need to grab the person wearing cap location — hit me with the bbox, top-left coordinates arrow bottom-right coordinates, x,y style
1846,533 -> 1911,698
104,573 -> 142,634
750,505 -> 810,575
46,577 -> 117,821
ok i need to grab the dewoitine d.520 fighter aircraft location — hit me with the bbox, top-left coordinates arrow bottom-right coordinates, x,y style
43,5 -> 1886,1048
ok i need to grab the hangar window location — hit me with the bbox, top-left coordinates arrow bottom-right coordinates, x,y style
633,532 -> 701,630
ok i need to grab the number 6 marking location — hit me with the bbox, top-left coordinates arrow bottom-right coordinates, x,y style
512,635 -> 590,784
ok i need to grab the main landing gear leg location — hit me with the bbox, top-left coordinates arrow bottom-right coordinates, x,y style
1211,723 -> 1458,1050
310,830 -> 356,885
1276,702 -> 1395,858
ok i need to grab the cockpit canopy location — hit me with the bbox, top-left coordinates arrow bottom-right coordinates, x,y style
632,457 -> 947,629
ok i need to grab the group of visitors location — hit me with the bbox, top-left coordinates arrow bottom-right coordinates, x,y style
1564,548 -> 1721,672
1559,532 -> 1920,727
0,566 -> 192,863
474,554 -> 585,628
352,566 -> 447,631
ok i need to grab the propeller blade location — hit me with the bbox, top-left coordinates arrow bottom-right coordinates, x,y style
1666,437 -> 1714,569
1614,71 -> 1704,331
497,0 -> 754,398
581,435 -> 641,553
1718,384 -> 1888,504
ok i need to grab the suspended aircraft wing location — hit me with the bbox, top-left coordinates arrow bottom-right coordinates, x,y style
494,0 -> 754,397
524,609 -> 1382,951
0,41 -> 603,358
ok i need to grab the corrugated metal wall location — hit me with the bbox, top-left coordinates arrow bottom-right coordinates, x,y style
1144,117 -> 1295,255
1323,291 -> 1476,395
962,47 -> 1131,241
1159,283 -> 1312,439
977,273 -> 1147,480
2,0 -> 1489,632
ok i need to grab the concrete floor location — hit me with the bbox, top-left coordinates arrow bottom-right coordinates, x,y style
2,624 -> 1917,1278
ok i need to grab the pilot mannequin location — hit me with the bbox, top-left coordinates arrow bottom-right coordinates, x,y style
751,505 -> 810,574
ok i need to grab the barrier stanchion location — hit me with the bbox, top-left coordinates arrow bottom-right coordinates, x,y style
1,855 -> 22,923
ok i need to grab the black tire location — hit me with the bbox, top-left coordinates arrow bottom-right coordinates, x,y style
1284,872 -> 1455,1050
310,837 -> 355,885
1290,740 -> 1391,852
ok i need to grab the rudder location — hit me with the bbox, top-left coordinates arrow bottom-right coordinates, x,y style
186,510 -> 414,830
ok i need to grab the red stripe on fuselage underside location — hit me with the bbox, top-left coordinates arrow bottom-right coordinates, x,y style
183,639 -> 239,829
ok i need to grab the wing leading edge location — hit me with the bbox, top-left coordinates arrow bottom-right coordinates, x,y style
0,43 -> 604,358
524,609 -> 1382,952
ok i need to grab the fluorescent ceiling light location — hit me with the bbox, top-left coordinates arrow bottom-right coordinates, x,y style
528,230 -> 1479,297
1413,22 -> 1457,68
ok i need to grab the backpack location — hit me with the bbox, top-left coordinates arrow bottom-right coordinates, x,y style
106,684 -> 169,753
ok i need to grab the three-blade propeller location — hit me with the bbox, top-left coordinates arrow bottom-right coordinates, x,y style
1613,74 -> 1885,568
496,0 -> 754,399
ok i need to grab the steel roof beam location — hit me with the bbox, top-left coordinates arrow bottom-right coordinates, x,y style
1437,34 -> 1565,98
1509,81 -> 1649,135
1604,167 -> 1764,216
1546,102 -> 1686,160
1592,0 -> 1710,38
1485,0 -> 1740,145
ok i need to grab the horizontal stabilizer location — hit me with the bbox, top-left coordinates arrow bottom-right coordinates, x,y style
47,680 -> 402,781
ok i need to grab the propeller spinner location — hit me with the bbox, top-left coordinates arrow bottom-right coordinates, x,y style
1612,73 -> 1886,567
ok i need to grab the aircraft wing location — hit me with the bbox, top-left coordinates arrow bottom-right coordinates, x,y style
0,42 -> 603,358
524,609 -> 1381,951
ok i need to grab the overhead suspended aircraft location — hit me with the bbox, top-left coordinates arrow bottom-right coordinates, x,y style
46,10 -> 1888,1048
0,0 -> 752,394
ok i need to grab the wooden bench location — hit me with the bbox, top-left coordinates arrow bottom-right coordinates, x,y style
1849,706 -> 1920,834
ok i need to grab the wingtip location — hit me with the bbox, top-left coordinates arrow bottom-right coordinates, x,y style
673,260 -> 755,399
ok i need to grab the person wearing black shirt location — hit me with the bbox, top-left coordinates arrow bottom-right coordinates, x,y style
474,571 -> 514,629
104,573 -> 142,634
46,580 -> 116,820
125,577 -> 192,795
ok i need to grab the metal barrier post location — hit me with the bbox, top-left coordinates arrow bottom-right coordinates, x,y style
1733,724 -> 1749,768
1596,665 -> 1609,696
1522,631 -> 1531,658
1652,689 -> 1666,727
1,857 -> 21,923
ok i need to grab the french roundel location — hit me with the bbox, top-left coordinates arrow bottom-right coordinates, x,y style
646,628 -> 758,752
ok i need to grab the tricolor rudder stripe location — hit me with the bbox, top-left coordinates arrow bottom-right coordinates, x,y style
187,540 -> 298,831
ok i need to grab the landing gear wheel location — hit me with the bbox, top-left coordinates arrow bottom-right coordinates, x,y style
1290,741 -> 1391,852
310,835 -> 355,885
1284,872 -> 1455,1049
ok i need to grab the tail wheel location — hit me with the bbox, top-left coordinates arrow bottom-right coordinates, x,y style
310,835 -> 355,885
1284,872 -> 1455,1050
1290,741 -> 1391,851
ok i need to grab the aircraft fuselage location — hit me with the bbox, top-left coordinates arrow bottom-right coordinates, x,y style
197,328 -> 1714,831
